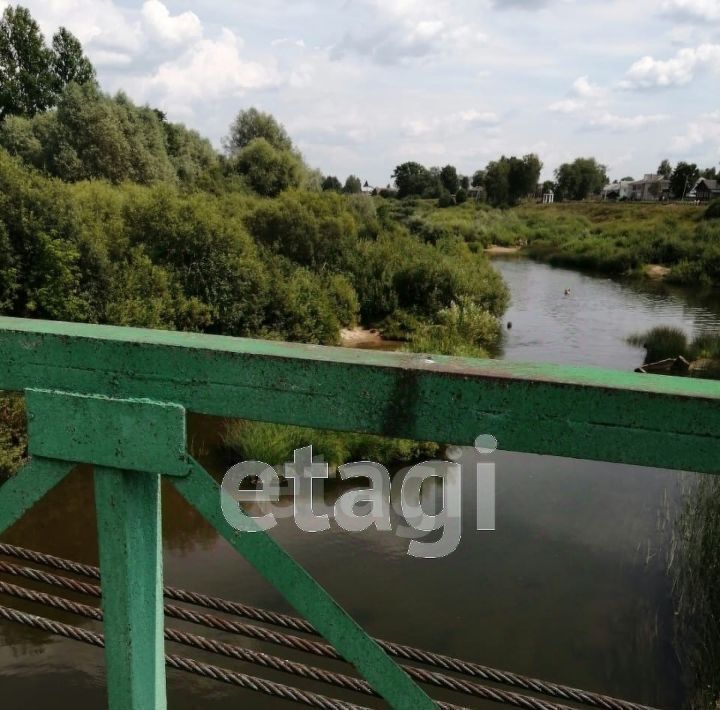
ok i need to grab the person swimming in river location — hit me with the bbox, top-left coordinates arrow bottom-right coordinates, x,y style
564,288 -> 571,296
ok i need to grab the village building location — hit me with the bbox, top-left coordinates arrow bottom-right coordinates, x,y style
692,178 -> 720,202
601,181 -> 633,201
628,174 -> 670,201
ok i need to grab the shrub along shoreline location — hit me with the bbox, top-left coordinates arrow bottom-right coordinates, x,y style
389,199 -> 720,286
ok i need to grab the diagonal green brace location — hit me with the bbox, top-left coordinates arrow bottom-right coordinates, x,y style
0,457 -> 74,535
173,458 -> 437,710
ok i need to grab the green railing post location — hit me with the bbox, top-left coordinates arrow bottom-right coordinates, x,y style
94,467 -> 166,710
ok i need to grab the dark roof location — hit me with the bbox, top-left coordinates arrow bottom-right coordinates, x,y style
696,178 -> 719,191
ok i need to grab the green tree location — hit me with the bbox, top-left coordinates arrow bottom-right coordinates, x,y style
232,137 -> 302,197
0,6 -> 55,119
460,175 -> 470,190
392,161 -> 431,198
322,175 -> 342,192
0,114 -> 43,166
343,174 -> 362,194
46,83 -> 176,184
224,108 -> 292,155
471,170 -> 485,188
509,154 -> 542,201
162,121 -> 220,186
554,157 -> 607,201
657,159 -> 673,179
440,164 -> 459,194
484,154 -> 542,206
50,27 -> 95,90
670,162 -> 699,199
484,158 -> 510,206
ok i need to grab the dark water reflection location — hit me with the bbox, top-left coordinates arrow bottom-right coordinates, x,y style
3,259 -> 720,708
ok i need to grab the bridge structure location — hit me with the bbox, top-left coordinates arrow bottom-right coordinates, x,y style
0,316 -> 718,709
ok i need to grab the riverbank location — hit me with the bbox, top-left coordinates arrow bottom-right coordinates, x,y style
388,199 -> 720,286
340,326 -> 402,350
484,245 -> 521,255
498,202 -> 720,285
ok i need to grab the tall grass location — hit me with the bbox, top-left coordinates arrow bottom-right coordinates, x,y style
627,326 -> 690,362
669,474 -> 720,709
221,419 -> 439,470
628,326 -> 720,372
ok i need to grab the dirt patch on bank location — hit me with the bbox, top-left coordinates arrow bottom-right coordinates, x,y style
644,264 -> 671,280
484,245 -> 522,255
340,327 -> 403,351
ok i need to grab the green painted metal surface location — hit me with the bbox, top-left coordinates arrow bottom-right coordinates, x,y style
1,316 -> 720,472
94,467 -> 166,710
2,315 -> 720,709
0,457 -> 73,534
26,390 -> 190,476
173,458 -> 436,710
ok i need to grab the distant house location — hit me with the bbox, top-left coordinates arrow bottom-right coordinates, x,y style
602,180 -> 633,201
361,180 -> 374,195
693,178 -> 720,202
629,174 -> 670,201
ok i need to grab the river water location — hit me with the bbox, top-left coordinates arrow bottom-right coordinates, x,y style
2,257 -> 720,709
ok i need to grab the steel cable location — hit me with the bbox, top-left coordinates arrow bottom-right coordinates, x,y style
0,577 -> 598,710
0,543 -> 660,710
0,603 -> 371,710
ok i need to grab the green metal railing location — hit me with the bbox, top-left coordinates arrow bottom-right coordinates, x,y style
0,316 -> 719,709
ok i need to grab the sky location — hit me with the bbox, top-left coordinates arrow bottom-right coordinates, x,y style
5,0 -> 720,184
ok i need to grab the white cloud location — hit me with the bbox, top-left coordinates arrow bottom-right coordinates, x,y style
661,0 -> 720,22
587,112 -> 668,131
403,109 -> 498,136
92,50 -> 134,67
548,74 -> 667,134
3,0 -> 717,183
572,75 -> 605,99
548,98 -> 584,113
620,44 -> 720,89
141,0 -> 202,47
548,75 -> 607,113
6,0 -> 142,54
331,0 -> 487,64
671,111 -> 720,152
138,29 -> 281,107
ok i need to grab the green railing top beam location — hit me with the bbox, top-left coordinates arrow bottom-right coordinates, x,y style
1,316 -> 719,473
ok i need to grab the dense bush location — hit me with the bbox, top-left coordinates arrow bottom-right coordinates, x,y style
0,393 -> 26,480
705,199 -> 720,220
231,138 -> 303,197
243,190 -> 358,271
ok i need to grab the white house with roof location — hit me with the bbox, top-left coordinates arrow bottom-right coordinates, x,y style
629,174 -> 670,201
601,180 -> 633,201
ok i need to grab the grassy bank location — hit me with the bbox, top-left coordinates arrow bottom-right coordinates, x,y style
388,199 -> 720,286
670,474 -> 720,710
222,420 -> 438,470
